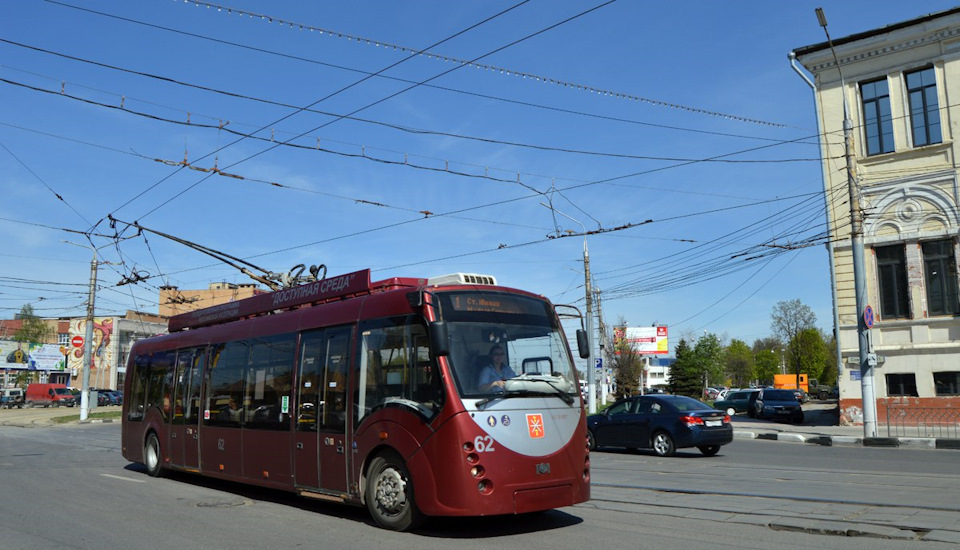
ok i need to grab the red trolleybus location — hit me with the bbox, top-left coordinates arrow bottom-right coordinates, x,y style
121,269 -> 591,530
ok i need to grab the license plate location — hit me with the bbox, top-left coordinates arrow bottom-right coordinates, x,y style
777,410 -> 791,415
705,420 -> 722,427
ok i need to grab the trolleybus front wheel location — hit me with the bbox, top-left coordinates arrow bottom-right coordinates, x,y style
144,432 -> 165,478
365,452 -> 424,531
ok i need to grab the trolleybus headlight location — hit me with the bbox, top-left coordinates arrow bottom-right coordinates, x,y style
477,479 -> 493,494
470,465 -> 485,478
463,441 -> 474,452
466,452 -> 479,464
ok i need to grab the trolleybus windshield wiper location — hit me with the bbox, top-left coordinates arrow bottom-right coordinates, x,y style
476,385 -> 575,409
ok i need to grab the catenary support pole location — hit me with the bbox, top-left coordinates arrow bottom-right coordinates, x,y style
79,252 -> 97,422
816,8 -> 877,437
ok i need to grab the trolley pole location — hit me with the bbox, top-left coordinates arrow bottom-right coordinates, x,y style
79,252 -> 97,422
817,8 -> 877,437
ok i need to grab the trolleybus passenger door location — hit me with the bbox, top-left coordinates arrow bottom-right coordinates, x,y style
200,342 -> 247,476
179,348 -> 204,470
295,327 -> 351,492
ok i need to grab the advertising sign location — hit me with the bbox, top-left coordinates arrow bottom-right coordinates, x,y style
613,326 -> 668,355
0,340 -> 68,371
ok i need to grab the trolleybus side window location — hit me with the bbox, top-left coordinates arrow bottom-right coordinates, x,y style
147,352 -> 175,420
127,355 -> 150,421
356,316 -> 442,425
244,334 -> 295,431
205,341 -> 249,428
297,326 -> 352,432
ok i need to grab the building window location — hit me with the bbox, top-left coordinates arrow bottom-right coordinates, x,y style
905,67 -> 942,147
876,244 -> 909,319
58,333 -> 70,346
934,372 -> 960,396
921,240 -> 959,316
861,78 -> 894,155
886,373 -> 918,397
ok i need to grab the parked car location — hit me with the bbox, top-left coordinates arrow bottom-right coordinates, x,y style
25,383 -> 76,407
753,388 -> 804,423
587,394 -> 733,457
713,389 -> 759,416
1,387 -> 25,409
92,389 -> 122,406
69,389 -> 113,407
791,388 -> 809,403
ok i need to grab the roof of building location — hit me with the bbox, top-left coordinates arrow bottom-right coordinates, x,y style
792,6 -> 960,57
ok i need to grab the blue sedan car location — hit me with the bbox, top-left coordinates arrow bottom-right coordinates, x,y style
587,394 -> 733,457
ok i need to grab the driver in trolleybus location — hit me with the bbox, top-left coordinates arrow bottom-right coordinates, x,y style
476,345 -> 517,392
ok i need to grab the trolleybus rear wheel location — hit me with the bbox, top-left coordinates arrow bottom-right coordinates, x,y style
365,453 -> 424,531
144,432 -> 165,478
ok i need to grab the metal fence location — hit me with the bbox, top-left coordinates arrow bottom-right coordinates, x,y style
884,403 -> 960,438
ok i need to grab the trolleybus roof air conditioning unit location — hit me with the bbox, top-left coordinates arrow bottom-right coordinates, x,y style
428,273 -> 497,286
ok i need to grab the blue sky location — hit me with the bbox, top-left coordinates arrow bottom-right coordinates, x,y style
2,1 -> 956,361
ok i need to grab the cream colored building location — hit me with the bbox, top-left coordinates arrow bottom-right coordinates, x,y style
793,8 -> 960,424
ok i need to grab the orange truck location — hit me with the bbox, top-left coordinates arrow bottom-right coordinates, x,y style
773,374 -> 834,400
774,373 -> 808,393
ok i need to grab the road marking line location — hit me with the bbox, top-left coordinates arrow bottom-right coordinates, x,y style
100,473 -> 146,483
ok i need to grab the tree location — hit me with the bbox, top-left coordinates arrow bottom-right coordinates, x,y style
752,338 -> 782,385
611,329 -> 644,397
693,333 -> 725,390
771,299 -> 817,390
724,339 -> 754,388
788,327 -> 829,381
667,339 -> 701,398
820,329 -> 838,385
12,304 -> 52,386
13,304 -> 52,344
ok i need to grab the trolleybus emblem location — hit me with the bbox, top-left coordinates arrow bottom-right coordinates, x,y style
526,413 -> 545,439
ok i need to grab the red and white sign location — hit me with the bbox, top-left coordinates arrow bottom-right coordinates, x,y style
71,335 -> 84,348
614,326 -> 669,354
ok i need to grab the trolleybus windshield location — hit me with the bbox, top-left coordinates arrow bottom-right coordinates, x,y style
436,291 -> 580,401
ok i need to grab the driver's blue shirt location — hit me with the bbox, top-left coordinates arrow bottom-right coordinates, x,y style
477,364 -> 517,391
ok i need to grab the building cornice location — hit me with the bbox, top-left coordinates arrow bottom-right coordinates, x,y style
805,26 -> 960,74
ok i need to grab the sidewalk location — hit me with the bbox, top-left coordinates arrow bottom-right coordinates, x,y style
0,404 -> 120,427
731,402 -> 960,451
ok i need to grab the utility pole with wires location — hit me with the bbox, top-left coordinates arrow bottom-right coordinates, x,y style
79,251 -> 97,422
540,203 -> 598,413
594,287 -> 609,405
816,7 -> 878,437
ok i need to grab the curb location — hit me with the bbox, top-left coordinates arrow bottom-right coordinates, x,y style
733,429 -> 960,450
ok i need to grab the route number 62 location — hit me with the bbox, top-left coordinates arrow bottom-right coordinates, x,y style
474,435 -> 496,453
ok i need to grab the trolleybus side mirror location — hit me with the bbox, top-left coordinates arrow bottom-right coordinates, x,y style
429,321 -> 450,357
576,329 -> 589,359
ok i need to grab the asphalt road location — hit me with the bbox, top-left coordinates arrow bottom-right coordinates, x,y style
1,415 -> 958,549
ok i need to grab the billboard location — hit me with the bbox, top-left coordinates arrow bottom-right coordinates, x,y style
614,326 -> 668,355
1,340 -> 68,371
